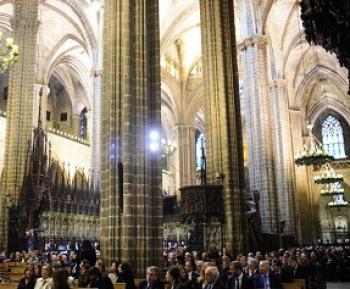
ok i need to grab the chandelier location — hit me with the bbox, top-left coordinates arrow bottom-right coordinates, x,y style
320,182 -> 344,195
294,131 -> 334,166
0,31 -> 19,73
314,163 -> 343,184
328,195 -> 349,207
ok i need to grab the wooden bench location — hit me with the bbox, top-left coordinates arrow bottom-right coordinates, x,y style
9,272 -> 23,282
114,283 -> 126,289
134,279 -> 145,288
9,267 -> 25,274
294,279 -> 306,289
282,280 -> 305,289
0,283 -> 18,289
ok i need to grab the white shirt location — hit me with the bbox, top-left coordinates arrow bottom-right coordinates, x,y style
34,278 -> 53,289
235,273 -> 243,289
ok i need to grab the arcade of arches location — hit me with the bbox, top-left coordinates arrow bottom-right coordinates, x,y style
0,0 -> 349,277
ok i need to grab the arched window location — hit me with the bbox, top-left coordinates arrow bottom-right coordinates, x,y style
321,115 -> 346,159
195,131 -> 206,169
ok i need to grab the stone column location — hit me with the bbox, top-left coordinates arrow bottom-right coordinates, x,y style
101,0 -> 162,276
239,35 -> 279,236
0,0 -> 39,249
33,84 -> 50,127
268,79 -> 297,238
173,125 -> 196,194
200,0 -> 247,253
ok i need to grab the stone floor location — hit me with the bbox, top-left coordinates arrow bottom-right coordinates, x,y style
327,283 -> 350,289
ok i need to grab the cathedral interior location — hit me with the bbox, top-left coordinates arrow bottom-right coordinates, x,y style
0,0 -> 349,276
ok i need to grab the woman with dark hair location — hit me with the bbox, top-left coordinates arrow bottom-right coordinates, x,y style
108,260 -> 120,284
18,266 -> 36,289
51,269 -> 70,289
166,267 -> 186,289
117,263 -> 136,289
33,264 -> 42,279
79,240 -> 96,267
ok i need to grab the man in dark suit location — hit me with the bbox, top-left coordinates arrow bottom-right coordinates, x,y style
271,259 -> 293,283
253,261 -> 281,289
248,258 -> 259,279
226,261 -> 252,289
139,266 -> 165,289
204,266 -> 224,289
288,257 -> 307,279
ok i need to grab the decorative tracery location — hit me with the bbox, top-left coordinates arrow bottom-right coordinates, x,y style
321,115 -> 346,159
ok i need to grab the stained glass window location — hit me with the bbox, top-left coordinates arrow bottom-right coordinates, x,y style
195,132 -> 206,169
321,115 -> 346,159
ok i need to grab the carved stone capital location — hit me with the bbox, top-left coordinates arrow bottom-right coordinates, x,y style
238,35 -> 268,51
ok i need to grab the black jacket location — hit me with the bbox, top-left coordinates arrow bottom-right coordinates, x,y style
225,275 -> 253,289
252,272 -> 281,289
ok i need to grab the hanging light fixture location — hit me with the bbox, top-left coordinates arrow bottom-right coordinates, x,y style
320,182 -> 344,195
295,125 -> 334,166
0,31 -> 18,73
314,162 -> 343,184
328,194 -> 349,207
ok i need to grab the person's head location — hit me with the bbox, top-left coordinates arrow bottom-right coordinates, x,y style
196,261 -> 203,273
259,261 -> 269,275
202,252 -> 208,261
222,256 -> 230,268
204,266 -> 219,284
185,260 -> 195,273
95,260 -> 105,273
24,266 -> 34,280
229,261 -> 242,277
146,266 -> 160,284
271,259 -> 281,272
82,240 -> 93,251
248,258 -> 258,271
34,264 -> 42,276
178,265 -> 187,281
88,267 -> 101,285
166,266 -> 181,284
239,256 -> 247,267
111,261 -> 119,273
53,268 -> 68,289
42,265 -> 53,279
288,257 -> 297,268
118,262 -> 133,277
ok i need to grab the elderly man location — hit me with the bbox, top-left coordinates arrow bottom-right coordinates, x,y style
205,266 -> 223,289
139,266 -> 164,289
248,258 -> 259,279
252,261 -> 281,289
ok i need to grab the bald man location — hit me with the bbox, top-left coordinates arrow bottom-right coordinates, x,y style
205,266 -> 223,289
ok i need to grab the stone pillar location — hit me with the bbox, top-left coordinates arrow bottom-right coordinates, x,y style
239,35 -> 279,236
173,125 -> 196,194
199,0 -> 247,253
268,79 -> 297,238
0,0 -> 39,249
101,0 -> 162,276
33,84 -> 50,127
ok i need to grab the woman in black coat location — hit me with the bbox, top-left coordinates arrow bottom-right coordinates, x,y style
17,266 -> 36,289
79,240 -> 97,267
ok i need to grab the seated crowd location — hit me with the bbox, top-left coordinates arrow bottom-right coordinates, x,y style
1,242 -> 350,289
